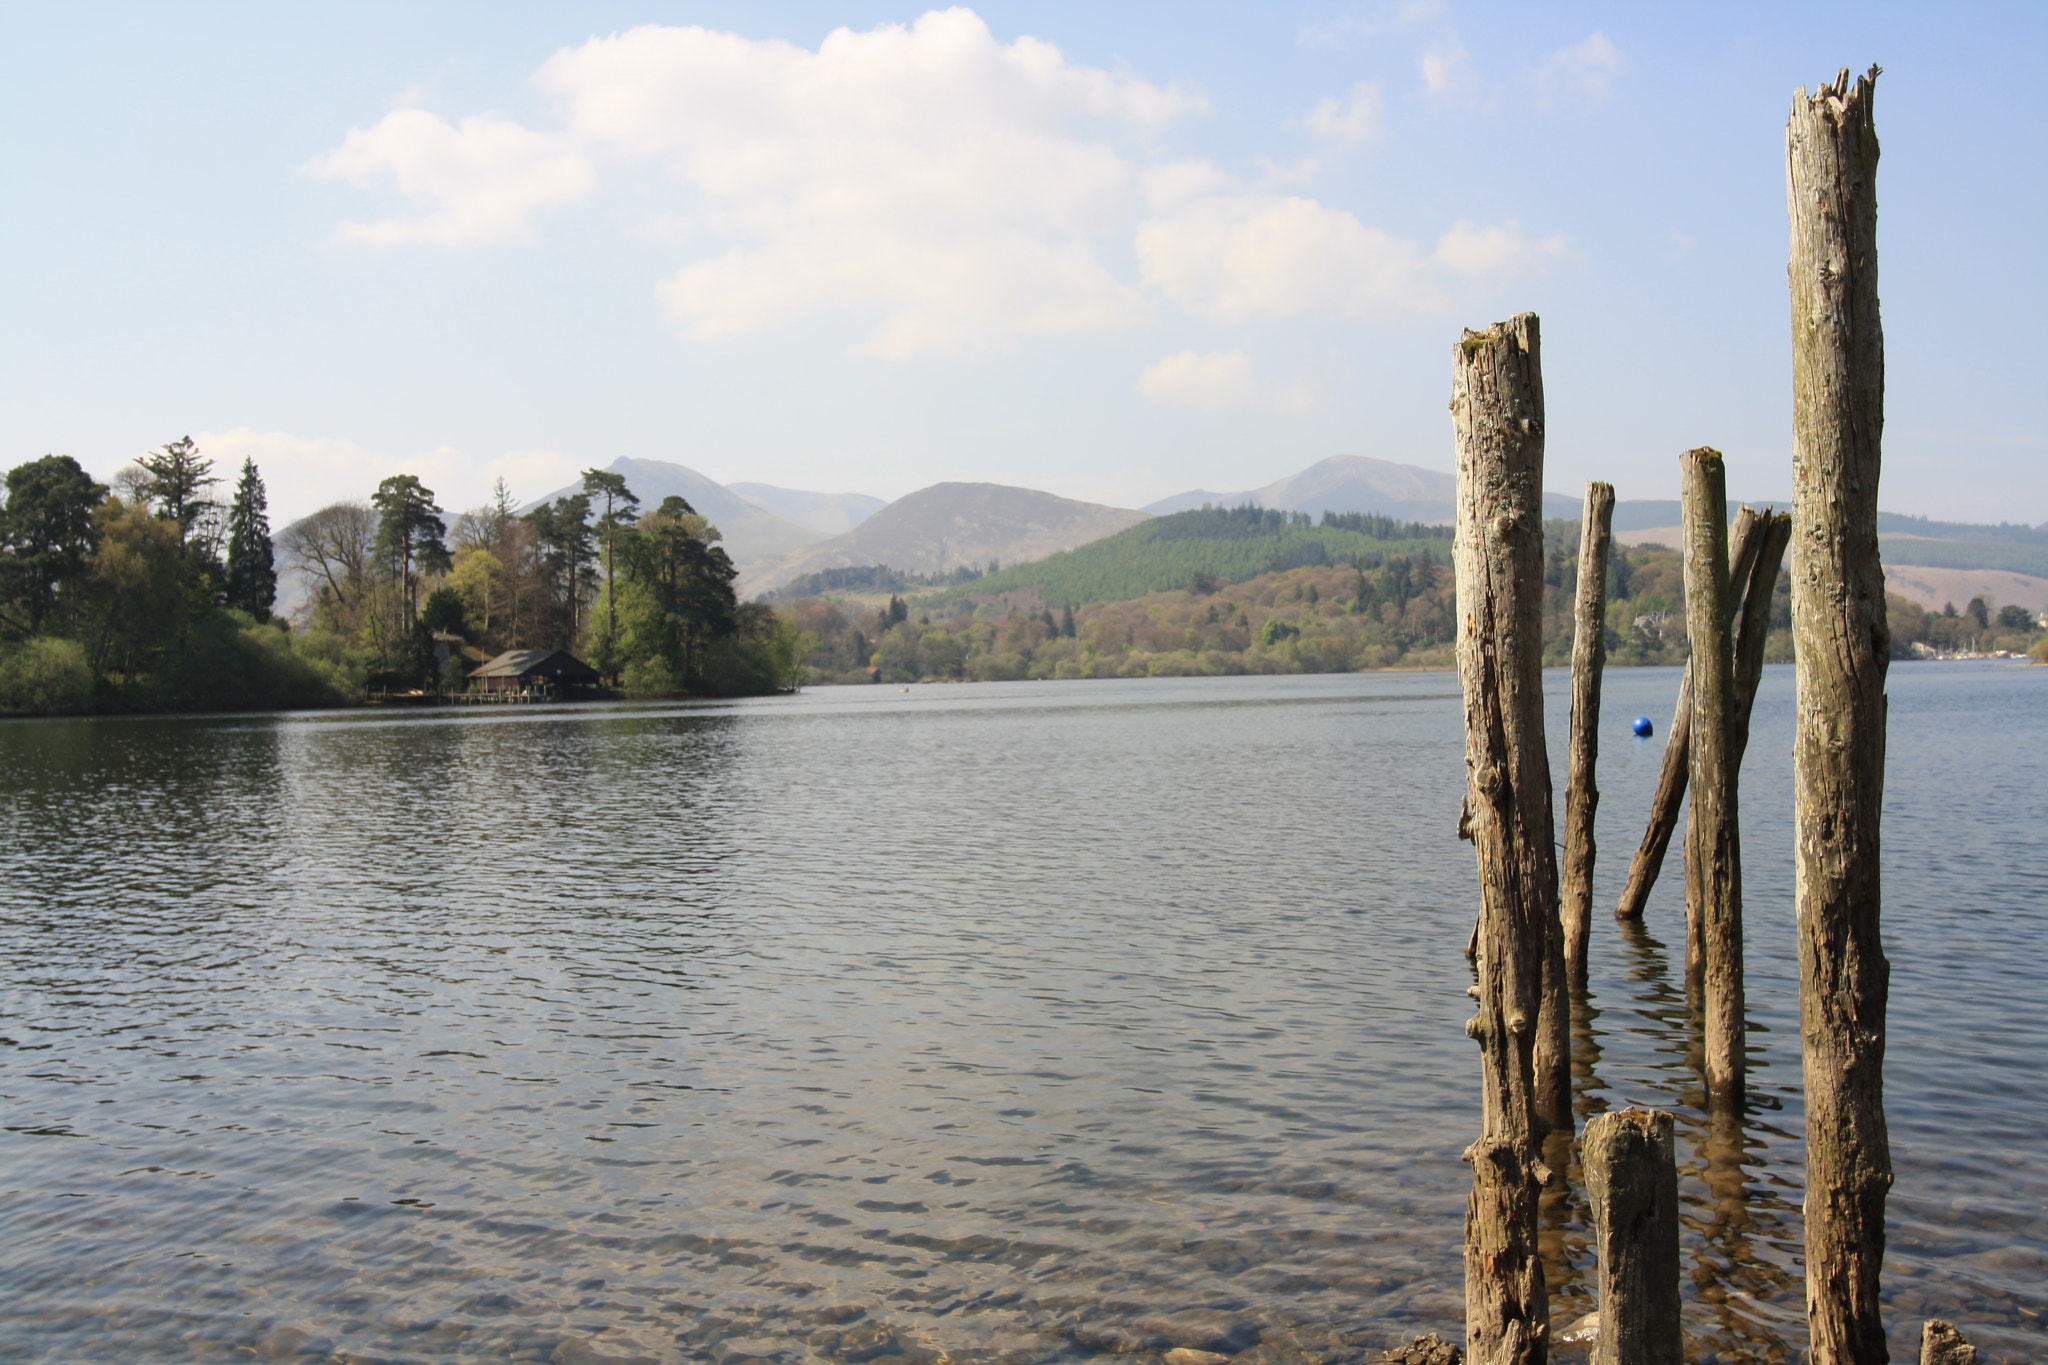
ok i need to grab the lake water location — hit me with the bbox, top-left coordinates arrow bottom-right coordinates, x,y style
2,665 -> 2043,1365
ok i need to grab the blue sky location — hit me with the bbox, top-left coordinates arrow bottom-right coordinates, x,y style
5,2 -> 2043,526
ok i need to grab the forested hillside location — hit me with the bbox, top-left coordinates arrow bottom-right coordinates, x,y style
784,513 -> 2048,684
916,505 -> 1456,610
790,521 -> 1710,683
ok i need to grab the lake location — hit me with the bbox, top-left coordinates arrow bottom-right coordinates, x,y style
2,665 -> 2043,1364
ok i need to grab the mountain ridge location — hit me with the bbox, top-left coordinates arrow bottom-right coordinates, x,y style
527,458 -> 825,568
739,482 -> 1150,597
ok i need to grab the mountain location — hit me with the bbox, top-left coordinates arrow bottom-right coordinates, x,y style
1145,455 -> 1581,523
741,482 -> 1150,597
528,458 -> 824,569
727,483 -> 887,537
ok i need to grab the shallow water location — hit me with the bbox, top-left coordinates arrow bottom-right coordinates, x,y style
2,665 -> 2042,1364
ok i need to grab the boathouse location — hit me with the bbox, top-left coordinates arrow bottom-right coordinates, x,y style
468,649 -> 602,698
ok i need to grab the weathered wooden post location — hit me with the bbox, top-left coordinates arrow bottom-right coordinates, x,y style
1681,449 -> 1744,1106
1731,509 -> 1794,764
1788,65 -> 1892,1365
1559,481 -> 1615,991
1452,313 -> 1555,1365
1612,507 -> 1763,929
1584,1108 -> 1681,1365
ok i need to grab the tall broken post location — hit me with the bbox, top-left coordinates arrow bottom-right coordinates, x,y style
1788,66 -> 1892,1365
1584,1108 -> 1681,1365
1559,481 -> 1614,992
1681,449 -> 1743,1107
1612,507 -> 1764,931
1451,313 -> 1555,1365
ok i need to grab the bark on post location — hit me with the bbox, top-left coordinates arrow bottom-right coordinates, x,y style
1584,1108 -> 1681,1365
1681,448 -> 1743,1106
1559,481 -> 1615,991
1788,66 -> 1892,1365
1452,313 -> 1555,1365
1613,507 -> 1764,926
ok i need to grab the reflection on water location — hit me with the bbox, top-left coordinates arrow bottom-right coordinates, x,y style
2,667 -> 2044,1364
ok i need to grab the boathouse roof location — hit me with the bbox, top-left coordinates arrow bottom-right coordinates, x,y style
469,649 -> 601,684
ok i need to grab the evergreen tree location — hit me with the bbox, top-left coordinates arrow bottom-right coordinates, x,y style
0,455 -> 107,636
523,494 -> 594,648
371,474 -> 450,630
137,436 -> 217,542
1060,605 -> 1076,638
223,459 -> 276,618
582,469 -> 640,678
641,495 -> 737,682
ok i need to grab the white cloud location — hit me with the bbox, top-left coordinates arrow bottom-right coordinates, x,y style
305,10 -> 1566,354
532,9 -> 1200,355
1135,163 -> 1567,320
305,110 -> 595,245
1137,181 -> 1439,318
1533,32 -> 1622,107
1138,351 -> 1313,413
1140,350 -> 1258,408
1303,82 -> 1384,142
1300,0 -> 1445,48
186,429 -> 581,526
1420,40 -> 1476,100
1433,220 -> 1570,276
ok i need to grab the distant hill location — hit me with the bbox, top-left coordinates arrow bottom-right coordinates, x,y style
915,506 -> 1455,611
528,458 -> 823,570
1611,498 -> 1783,534
1877,512 -> 2048,544
1146,454 -> 1580,522
1610,499 -> 2048,578
1885,565 -> 2048,615
728,483 -> 886,537
741,482 -> 1149,597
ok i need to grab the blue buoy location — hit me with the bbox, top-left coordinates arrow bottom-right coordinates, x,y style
1632,716 -> 1655,738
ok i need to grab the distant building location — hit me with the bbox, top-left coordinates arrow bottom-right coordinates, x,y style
468,649 -> 602,697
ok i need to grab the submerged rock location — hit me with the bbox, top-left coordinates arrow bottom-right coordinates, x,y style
1366,1335 -> 1461,1365
1554,1312 -> 1599,1347
1164,1350 -> 1231,1365
1920,1320 -> 1977,1365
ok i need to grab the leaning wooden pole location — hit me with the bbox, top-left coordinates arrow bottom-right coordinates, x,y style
1613,506 -> 1764,927
1584,1108 -> 1681,1365
1788,66 -> 1892,1365
1452,313 -> 1555,1365
1680,449 -> 1743,1106
1731,509 -> 1795,765
1559,481 -> 1615,991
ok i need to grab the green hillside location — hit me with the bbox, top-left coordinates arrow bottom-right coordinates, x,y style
1878,536 -> 2048,578
917,506 -> 1455,609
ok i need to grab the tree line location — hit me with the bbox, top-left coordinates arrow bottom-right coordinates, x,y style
0,442 -> 354,713
781,520 -> 2047,684
266,464 -> 807,696
0,442 -> 805,714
